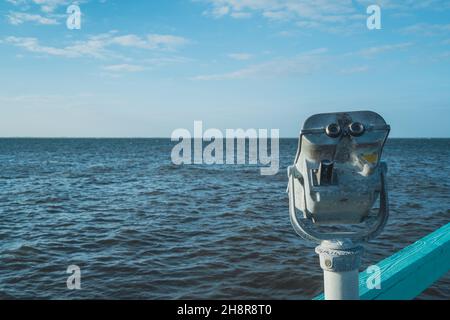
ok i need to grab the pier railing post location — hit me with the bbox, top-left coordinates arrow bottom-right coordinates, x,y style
315,240 -> 363,300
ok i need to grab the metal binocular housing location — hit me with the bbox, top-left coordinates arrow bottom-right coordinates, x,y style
288,111 -> 391,243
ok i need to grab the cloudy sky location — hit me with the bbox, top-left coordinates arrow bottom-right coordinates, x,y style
0,0 -> 449,137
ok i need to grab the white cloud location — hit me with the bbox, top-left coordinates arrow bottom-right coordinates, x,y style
199,0 -> 450,31
2,33 -> 190,59
110,34 -> 189,51
146,34 -> 190,50
355,43 -> 413,57
192,48 -> 327,80
357,0 -> 450,10
207,5 -> 230,18
143,56 -> 193,66
7,11 -> 59,25
5,0 -> 85,26
102,64 -> 145,73
109,35 -> 148,48
402,23 -> 450,36
340,65 -> 369,74
3,36 -> 80,57
262,10 -> 292,20
228,53 -> 253,60
6,0 -> 78,12
192,41 -> 412,81
34,0 -> 71,13
230,11 -> 251,18
201,0 -> 360,24
6,0 -> 28,5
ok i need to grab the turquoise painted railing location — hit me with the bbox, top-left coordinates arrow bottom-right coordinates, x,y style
315,222 -> 450,300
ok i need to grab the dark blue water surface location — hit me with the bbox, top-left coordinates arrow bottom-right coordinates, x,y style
0,138 -> 449,299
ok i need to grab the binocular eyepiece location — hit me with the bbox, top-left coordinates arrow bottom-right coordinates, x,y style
325,122 -> 366,138
288,111 -> 390,243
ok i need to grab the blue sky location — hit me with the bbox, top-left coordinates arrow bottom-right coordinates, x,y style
0,0 -> 449,137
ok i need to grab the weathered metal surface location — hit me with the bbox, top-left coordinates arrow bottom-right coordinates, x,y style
323,270 -> 360,300
316,240 -> 364,273
316,240 -> 364,300
292,111 -> 390,225
289,111 -> 392,300
288,111 -> 390,242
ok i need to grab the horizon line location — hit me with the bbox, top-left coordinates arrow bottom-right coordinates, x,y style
0,136 -> 449,139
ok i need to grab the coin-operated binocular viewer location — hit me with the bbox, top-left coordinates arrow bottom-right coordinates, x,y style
287,111 -> 390,300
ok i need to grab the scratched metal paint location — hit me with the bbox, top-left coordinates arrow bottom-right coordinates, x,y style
292,111 -> 389,225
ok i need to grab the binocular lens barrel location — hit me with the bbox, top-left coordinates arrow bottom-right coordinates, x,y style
326,123 -> 341,138
348,122 -> 365,137
325,122 -> 366,138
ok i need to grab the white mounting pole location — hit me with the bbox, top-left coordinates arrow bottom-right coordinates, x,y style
323,270 -> 359,300
316,240 -> 363,300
